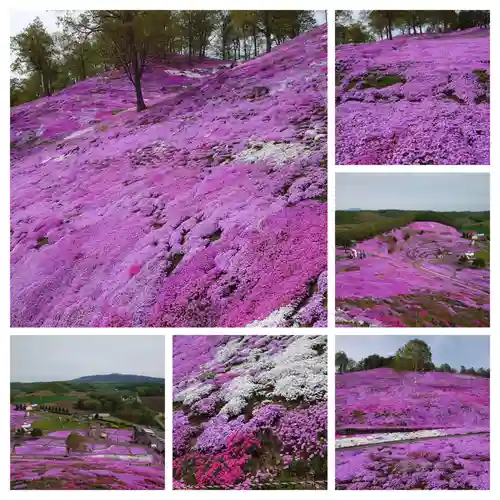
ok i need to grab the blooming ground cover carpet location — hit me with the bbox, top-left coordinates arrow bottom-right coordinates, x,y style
10,407 -> 164,490
173,335 -> 327,489
335,369 -> 490,490
10,26 -> 327,328
336,28 -> 490,165
336,222 -> 490,327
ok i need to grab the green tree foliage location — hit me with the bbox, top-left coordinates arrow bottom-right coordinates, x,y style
11,10 -> 318,108
11,17 -> 57,97
65,432 -> 87,455
92,10 -> 168,111
335,210 -> 490,246
335,351 -> 349,373
337,10 -> 489,43
395,339 -> 432,372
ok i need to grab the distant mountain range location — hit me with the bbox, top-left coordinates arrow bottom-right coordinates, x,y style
71,373 -> 164,383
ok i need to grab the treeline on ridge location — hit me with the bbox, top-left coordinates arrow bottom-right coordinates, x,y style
336,339 -> 490,378
336,210 -> 490,246
336,10 -> 490,44
11,10 -> 319,109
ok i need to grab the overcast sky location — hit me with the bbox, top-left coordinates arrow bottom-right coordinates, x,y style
336,173 -> 490,211
10,9 -> 326,38
11,336 -> 165,382
336,335 -> 490,370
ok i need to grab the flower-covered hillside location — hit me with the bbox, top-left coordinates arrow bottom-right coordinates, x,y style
10,25 -> 327,327
335,369 -> 489,489
336,28 -> 490,164
336,221 -> 490,327
11,57 -> 226,152
336,368 -> 489,430
173,335 -> 327,489
10,408 -> 164,490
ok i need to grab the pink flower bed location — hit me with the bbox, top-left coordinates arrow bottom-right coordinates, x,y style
336,435 -> 489,489
11,457 -> 164,490
11,26 -> 327,328
10,410 -> 164,489
336,368 -> 489,430
173,335 -> 328,489
335,368 -> 489,489
336,28 -> 490,164
336,222 -> 489,327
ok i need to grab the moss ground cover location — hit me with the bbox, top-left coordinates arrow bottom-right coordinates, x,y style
336,27 -> 489,164
173,335 -> 327,489
11,26 -> 327,328
335,369 -> 489,489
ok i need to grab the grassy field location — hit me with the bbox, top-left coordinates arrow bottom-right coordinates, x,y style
12,395 -> 79,405
32,415 -> 88,432
141,397 -> 165,413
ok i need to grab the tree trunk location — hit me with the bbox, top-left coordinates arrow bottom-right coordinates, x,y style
419,24 -> 422,34
40,71 -> 46,96
133,55 -> 146,112
252,27 -> 258,57
387,18 -> 393,40
81,57 -> 86,80
264,12 -> 272,52
221,34 -> 227,60
266,33 -> 272,52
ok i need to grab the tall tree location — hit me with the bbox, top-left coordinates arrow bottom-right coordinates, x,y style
395,339 -> 432,371
92,11 -> 165,111
369,11 -> 399,40
335,351 -> 349,373
11,17 -> 57,97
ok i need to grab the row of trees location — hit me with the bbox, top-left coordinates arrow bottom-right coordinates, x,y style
39,405 -> 71,414
11,10 -> 317,109
13,403 -> 72,414
335,339 -> 490,378
336,10 -> 490,44
335,210 -> 490,247
75,393 -> 131,412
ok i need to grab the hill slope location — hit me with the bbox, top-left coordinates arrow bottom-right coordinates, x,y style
72,374 -> 164,383
335,368 -> 489,490
336,28 -> 490,164
336,221 -> 489,327
10,26 -> 327,328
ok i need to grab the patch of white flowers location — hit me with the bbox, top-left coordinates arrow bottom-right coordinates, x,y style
235,141 -> 309,168
178,335 -> 327,418
215,338 -> 243,363
219,375 -> 261,416
174,382 -> 214,406
245,305 -> 295,328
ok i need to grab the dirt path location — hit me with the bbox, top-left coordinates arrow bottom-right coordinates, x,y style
336,430 -> 489,451
417,261 -> 489,294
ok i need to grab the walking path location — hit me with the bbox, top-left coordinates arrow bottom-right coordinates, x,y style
336,429 -> 489,451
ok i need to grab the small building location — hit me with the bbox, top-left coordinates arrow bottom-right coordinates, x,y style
93,413 -> 110,419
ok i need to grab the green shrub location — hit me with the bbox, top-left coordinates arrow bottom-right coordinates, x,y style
472,257 -> 486,268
